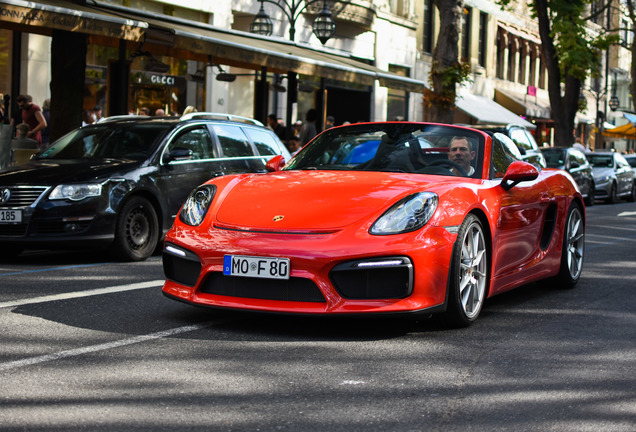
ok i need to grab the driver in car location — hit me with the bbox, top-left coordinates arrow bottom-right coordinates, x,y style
448,136 -> 475,176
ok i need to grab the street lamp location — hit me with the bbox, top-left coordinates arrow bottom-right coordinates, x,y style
609,95 -> 620,111
249,0 -> 339,44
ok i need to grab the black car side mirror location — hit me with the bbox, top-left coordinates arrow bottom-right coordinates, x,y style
164,148 -> 194,163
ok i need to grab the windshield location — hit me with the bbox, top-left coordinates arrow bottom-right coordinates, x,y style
284,123 -> 485,178
38,124 -> 168,161
542,149 -> 566,168
587,154 -> 614,168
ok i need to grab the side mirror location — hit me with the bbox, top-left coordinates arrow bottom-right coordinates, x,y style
164,148 -> 194,163
569,161 -> 580,169
266,154 -> 286,172
501,161 -> 539,190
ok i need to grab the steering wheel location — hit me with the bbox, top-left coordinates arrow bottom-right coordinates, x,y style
429,159 -> 468,176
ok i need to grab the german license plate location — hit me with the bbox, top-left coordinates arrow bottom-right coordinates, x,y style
0,209 -> 22,223
223,255 -> 290,280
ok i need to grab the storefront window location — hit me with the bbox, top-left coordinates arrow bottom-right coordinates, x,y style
0,29 -> 13,113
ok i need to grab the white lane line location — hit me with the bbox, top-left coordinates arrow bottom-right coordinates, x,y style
0,324 -> 208,372
0,280 -> 165,309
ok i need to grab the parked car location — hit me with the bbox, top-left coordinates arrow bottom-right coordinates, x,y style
586,151 -> 636,203
468,124 -> 547,168
162,122 -> 585,327
541,146 -> 595,206
0,113 -> 291,261
624,153 -> 636,175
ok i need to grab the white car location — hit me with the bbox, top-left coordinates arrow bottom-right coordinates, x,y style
586,152 -> 636,203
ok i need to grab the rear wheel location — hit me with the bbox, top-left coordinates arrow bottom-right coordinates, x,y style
552,203 -> 584,288
443,214 -> 488,327
111,197 -> 159,261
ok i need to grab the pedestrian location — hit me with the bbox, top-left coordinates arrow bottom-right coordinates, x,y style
325,115 -> 335,129
11,123 -> 38,149
267,113 -> 286,141
154,108 -> 166,116
183,106 -> 197,115
299,108 -> 318,146
93,105 -> 104,122
138,107 -> 150,116
16,94 -> 47,148
287,135 -> 301,156
41,99 -> 51,147
81,109 -> 94,127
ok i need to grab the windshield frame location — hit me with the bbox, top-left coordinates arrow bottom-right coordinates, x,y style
283,123 -> 486,179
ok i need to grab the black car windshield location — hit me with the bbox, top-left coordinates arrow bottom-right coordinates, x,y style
587,154 -> 614,168
284,123 -> 485,178
38,124 -> 168,161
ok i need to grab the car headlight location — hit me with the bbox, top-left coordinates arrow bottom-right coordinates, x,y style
596,175 -> 609,184
179,185 -> 216,226
370,192 -> 438,235
49,184 -> 102,201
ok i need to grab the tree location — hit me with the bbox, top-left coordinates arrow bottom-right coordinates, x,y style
423,0 -> 471,123
500,0 -> 615,146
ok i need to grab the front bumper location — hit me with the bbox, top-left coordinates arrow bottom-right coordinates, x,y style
162,224 -> 456,315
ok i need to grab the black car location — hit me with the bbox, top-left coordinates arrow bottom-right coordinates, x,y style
469,124 -> 547,169
0,113 -> 290,261
541,146 -> 595,206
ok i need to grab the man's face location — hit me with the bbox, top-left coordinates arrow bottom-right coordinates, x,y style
448,138 -> 475,169
17,100 -> 27,110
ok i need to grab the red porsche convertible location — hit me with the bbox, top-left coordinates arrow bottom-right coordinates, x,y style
162,122 -> 585,327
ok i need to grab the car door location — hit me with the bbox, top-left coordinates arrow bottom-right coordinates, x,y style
566,150 -> 587,196
490,133 -> 551,278
158,124 -> 225,222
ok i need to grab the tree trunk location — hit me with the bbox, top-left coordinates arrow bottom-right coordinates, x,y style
535,0 -> 578,146
427,0 -> 464,124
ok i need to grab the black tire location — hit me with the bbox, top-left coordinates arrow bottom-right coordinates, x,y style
111,196 -> 159,261
606,182 -> 617,204
584,183 -> 595,207
443,214 -> 488,328
627,181 -> 636,202
0,248 -> 23,261
551,203 -> 584,289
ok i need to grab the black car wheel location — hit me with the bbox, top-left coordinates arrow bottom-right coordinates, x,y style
606,182 -> 617,204
551,203 -> 584,288
584,182 -> 595,207
111,196 -> 159,261
443,214 -> 488,327
627,181 -> 636,202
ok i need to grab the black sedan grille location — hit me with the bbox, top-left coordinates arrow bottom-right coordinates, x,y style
0,186 -> 49,207
200,273 -> 326,303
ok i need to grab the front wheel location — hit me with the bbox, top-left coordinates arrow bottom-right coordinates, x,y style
443,214 -> 488,327
111,196 -> 159,261
551,203 -> 584,288
606,182 -> 617,204
627,181 -> 636,202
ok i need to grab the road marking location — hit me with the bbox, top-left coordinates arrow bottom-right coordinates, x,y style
0,280 -> 165,309
0,262 -> 113,277
0,323 -> 208,372
618,211 -> 636,217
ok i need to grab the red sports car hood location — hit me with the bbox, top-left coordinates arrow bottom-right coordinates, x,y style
214,170 -> 447,232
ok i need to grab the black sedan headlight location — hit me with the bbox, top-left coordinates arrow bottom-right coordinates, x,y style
179,185 -> 216,226
370,192 -> 438,235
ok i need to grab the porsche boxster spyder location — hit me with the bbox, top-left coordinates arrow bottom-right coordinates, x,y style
162,122 -> 585,327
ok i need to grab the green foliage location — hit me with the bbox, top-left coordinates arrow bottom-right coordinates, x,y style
423,60 -> 472,110
498,0 -> 618,83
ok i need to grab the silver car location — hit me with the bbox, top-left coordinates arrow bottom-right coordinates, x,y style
586,152 -> 636,203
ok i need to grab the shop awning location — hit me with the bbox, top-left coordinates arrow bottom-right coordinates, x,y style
602,114 -> 636,139
495,89 -> 551,119
455,93 -> 536,129
0,0 -> 146,41
86,1 -> 427,93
